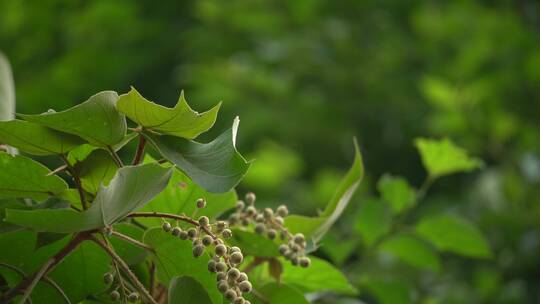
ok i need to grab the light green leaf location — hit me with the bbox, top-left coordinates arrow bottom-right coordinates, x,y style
76,149 -> 117,194
20,91 -> 126,147
378,234 -> 440,272
415,214 -> 492,258
377,174 -> 416,214
228,229 -> 280,257
67,144 -> 99,165
280,256 -> 357,295
168,276 -> 213,304
0,152 -> 68,200
138,167 -> 237,227
0,120 -> 85,155
361,277 -> 411,304
285,139 -> 363,243
143,228 -> 222,304
5,163 -> 172,233
414,138 -> 483,178
354,198 -> 392,247
110,223 -> 147,265
250,283 -> 308,304
0,51 -> 15,121
117,87 -> 220,139
144,117 -> 251,193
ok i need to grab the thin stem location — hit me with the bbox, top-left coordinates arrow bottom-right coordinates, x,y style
416,175 -> 435,201
106,146 -> 124,168
148,262 -> 156,298
127,212 -> 216,239
251,289 -> 269,304
89,235 -> 158,304
110,231 -> 154,253
131,135 -> 147,165
60,154 -> 87,210
18,259 -> 55,304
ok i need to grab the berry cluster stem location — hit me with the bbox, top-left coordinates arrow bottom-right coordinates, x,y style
127,212 -> 217,239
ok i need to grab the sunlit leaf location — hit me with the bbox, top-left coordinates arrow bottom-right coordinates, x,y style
354,198 -> 392,247
378,234 -> 440,272
377,174 -> 416,214
415,138 -> 483,178
228,229 -> 280,257
280,256 -> 357,295
0,152 -> 67,201
285,139 -> 363,243
144,117 -> 251,193
5,163 -> 172,233
415,214 -> 492,258
117,87 -> 220,139
143,228 -> 222,304
168,276 -> 213,304
20,91 -> 126,147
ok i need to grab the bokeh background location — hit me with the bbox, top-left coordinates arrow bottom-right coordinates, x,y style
1,0 -> 540,303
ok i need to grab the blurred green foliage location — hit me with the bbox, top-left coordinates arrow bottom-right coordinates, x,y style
1,0 -> 540,303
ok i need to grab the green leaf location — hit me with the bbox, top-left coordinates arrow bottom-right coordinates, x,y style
67,144 -> 99,165
354,198 -> 392,247
228,229 -> 280,257
5,163 -> 172,233
0,152 -> 67,200
415,214 -> 492,258
0,120 -> 85,155
20,91 -> 126,147
361,277 -> 411,304
378,234 -> 440,272
250,283 -> 308,304
143,228 -> 222,304
377,174 -> 416,214
117,88 -> 220,139
0,51 -> 15,122
138,166 -> 237,227
285,139 -> 363,242
76,149 -> 117,194
280,256 -> 357,295
414,138 -> 483,178
110,223 -> 147,265
168,276 -> 213,304
144,117 -> 251,193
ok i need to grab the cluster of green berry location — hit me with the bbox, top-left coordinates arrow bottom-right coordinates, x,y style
228,192 -> 311,267
103,270 -> 139,302
161,198 -> 252,303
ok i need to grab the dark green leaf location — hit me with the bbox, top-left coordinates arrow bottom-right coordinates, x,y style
118,87 -> 220,139
378,234 -> 440,272
76,149 -> 117,194
144,117 -> 250,193
228,229 -> 280,257
109,223 -> 147,265
5,163 -> 172,233
250,283 -> 308,304
415,138 -> 483,178
354,198 -> 392,247
0,152 -> 67,201
415,214 -> 492,258
20,91 -> 126,147
361,277 -> 411,304
168,276 -> 213,304
0,120 -> 85,155
143,228 -> 222,304
377,174 -> 416,214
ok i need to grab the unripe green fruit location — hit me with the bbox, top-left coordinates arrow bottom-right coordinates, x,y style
199,216 -> 210,227
215,244 -> 227,256
230,252 -> 243,265
208,260 -> 216,272
299,256 -> 311,268
228,214 -> 239,225
237,272 -> 248,282
278,244 -> 288,255
193,244 -> 205,257
236,200 -> 245,210
267,229 -> 276,240
254,223 -> 265,234
263,208 -> 273,219
127,292 -> 139,302
162,222 -> 172,232
276,205 -> 289,217
291,243 -> 301,253
217,272 -> 226,281
216,262 -> 227,272
229,246 -> 241,253
227,267 -> 240,280
196,198 -> 206,208
103,272 -> 114,284
179,230 -> 189,240
293,233 -> 305,245
171,226 -> 182,237
234,297 -> 245,304
245,192 -> 256,205
224,289 -> 237,300
241,218 -> 250,226
187,228 -> 198,239
238,281 -> 252,293
202,235 -> 213,246
244,301 -> 251,304
255,214 -> 265,222
246,206 -> 256,216
280,230 -> 288,240
218,280 -> 229,293
291,256 -> 299,266
274,216 -> 284,225
216,221 -> 227,231
222,229 -> 232,239
110,290 -> 120,301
